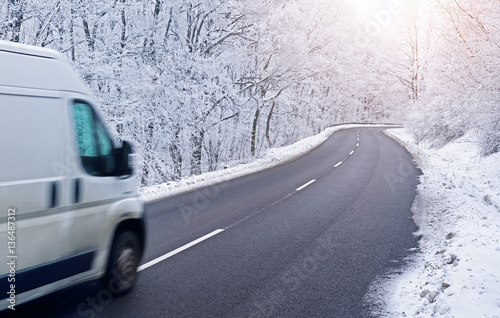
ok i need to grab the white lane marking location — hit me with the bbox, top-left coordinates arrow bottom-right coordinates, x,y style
334,161 -> 342,168
137,229 -> 225,271
349,151 -> 354,155
296,179 -> 316,191
356,143 -> 359,147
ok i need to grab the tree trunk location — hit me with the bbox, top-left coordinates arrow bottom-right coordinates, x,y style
251,107 -> 260,156
265,101 -> 276,147
120,0 -> 127,50
190,129 -> 205,176
81,11 -> 94,51
69,7 -> 76,61
169,124 -> 182,179
141,121 -> 154,186
8,0 -> 25,43
164,7 -> 173,43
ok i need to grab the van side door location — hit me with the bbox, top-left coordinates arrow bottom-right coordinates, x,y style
66,99 -> 136,272
0,92 -> 73,296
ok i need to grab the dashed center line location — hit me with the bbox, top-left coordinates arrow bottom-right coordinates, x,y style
138,229 -> 225,271
296,179 -> 316,191
140,129 -> 365,272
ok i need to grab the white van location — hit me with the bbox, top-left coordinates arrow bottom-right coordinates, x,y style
0,41 -> 145,311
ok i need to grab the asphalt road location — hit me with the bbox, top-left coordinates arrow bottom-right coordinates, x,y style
9,127 -> 421,318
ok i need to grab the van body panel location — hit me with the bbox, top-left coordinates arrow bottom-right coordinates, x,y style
0,45 -> 90,94
0,250 -> 95,295
0,94 -> 65,183
0,92 -> 72,274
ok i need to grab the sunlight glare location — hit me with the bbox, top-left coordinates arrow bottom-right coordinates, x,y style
350,0 -> 394,17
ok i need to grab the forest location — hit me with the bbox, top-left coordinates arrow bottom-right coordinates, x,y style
1,0 -> 498,187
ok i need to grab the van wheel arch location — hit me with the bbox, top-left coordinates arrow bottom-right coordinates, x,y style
103,218 -> 146,295
111,218 -> 146,257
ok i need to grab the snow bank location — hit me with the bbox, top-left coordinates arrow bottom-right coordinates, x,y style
140,124 -> 391,203
369,128 -> 500,318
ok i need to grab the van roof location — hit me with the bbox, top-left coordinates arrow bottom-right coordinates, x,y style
0,40 -> 92,95
0,40 -> 62,59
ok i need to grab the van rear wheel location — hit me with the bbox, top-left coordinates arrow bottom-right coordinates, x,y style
104,231 -> 140,295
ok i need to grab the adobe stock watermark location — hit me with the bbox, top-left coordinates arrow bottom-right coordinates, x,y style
384,154 -> 415,193
178,181 -> 230,225
75,269 -> 128,318
6,208 -> 17,311
246,229 -> 341,318
51,145 -> 80,175
351,0 -> 405,49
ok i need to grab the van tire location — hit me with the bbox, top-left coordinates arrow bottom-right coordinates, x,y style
104,231 -> 141,296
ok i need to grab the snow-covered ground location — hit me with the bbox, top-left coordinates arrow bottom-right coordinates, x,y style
368,128 -> 500,318
140,123 -> 391,203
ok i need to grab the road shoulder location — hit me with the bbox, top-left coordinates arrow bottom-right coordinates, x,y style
368,128 -> 500,318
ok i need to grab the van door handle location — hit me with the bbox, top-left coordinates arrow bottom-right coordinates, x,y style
49,182 -> 59,208
73,178 -> 81,204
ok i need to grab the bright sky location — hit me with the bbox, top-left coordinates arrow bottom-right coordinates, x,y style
346,0 -> 437,42
344,0 -> 410,42
350,0 -> 401,18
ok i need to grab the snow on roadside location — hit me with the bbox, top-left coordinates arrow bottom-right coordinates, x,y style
140,124 -> 390,203
369,128 -> 500,318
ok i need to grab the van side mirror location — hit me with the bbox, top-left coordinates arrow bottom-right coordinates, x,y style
113,140 -> 133,177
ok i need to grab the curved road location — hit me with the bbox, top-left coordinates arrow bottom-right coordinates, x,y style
10,127 -> 421,318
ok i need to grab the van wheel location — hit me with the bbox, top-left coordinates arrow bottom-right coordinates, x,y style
104,231 -> 140,295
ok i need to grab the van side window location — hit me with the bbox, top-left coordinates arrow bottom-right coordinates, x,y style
73,101 -> 115,176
